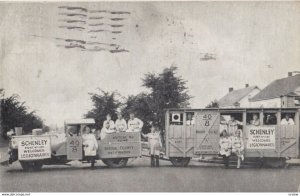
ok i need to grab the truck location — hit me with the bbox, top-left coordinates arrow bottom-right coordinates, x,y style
8,119 -> 141,171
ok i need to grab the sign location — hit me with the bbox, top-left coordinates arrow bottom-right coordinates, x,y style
98,132 -> 141,158
246,126 -> 276,149
18,136 -> 51,160
67,136 -> 83,160
194,112 -> 220,154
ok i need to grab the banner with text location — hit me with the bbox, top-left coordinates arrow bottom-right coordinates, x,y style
246,126 -> 276,149
18,136 -> 51,160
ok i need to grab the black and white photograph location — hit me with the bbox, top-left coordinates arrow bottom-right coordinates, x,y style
0,0 -> 300,194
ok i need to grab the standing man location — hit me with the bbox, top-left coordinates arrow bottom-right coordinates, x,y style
115,112 -> 127,132
127,113 -> 144,132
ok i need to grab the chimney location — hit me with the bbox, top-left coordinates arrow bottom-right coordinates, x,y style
245,84 -> 249,88
288,72 -> 293,77
229,87 -> 234,92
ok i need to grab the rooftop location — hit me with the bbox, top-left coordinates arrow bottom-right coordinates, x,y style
251,74 -> 300,101
218,86 -> 259,107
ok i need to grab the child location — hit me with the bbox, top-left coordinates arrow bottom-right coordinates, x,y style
231,129 -> 244,169
142,125 -> 162,167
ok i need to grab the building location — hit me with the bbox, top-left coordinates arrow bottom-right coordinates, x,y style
250,73 -> 300,108
218,84 -> 261,108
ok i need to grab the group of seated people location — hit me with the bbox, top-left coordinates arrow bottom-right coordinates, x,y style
218,113 -> 295,169
219,115 -> 245,169
99,112 -> 143,140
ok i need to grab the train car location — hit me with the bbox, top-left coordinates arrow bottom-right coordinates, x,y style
8,119 -> 141,171
165,108 -> 299,167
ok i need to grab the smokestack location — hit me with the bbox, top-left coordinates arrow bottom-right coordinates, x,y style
229,87 -> 234,92
245,84 -> 249,88
288,72 -> 293,77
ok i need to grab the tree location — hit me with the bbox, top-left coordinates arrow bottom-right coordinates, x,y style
142,66 -> 191,129
85,89 -> 121,129
124,66 -> 192,133
205,99 -> 219,108
0,89 -> 44,139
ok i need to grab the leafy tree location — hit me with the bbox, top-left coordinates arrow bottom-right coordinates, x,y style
206,99 -> 219,108
124,66 -> 192,133
0,89 -> 44,139
85,89 -> 121,129
142,66 -> 191,129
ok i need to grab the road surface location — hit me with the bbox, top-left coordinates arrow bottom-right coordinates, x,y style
1,147 -> 300,192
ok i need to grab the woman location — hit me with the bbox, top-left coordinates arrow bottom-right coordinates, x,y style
82,126 -> 98,167
141,125 -> 162,167
231,129 -> 244,169
219,130 -> 232,168
250,114 -> 260,126
115,112 -> 127,132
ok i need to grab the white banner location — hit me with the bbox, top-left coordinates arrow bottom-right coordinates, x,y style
18,136 -> 51,160
247,126 -> 276,149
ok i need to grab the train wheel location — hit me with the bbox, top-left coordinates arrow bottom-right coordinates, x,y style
102,158 -> 128,168
169,157 -> 191,167
20,161 -> 43,171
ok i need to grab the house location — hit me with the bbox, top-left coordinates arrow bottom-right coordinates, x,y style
250,73 -> 300,108
218,84 -> 261,108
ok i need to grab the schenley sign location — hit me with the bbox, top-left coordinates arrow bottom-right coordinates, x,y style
247,126 -> 276,149
20,139 -> 48,147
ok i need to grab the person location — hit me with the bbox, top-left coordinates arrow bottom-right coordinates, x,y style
115,112 -> 127,132
103,114 -> 116,130
219,130 -> 232,168
186,113 -> 195,126
221,115 -> 243,137
100,121 -> 114,140
127,113 -> 144,132
141,125 -> 162,167
6,129 -> 15,138
280,114 -> 295,125
82,126 -> 98,168
231,129 -> 244,169
249,114 -> 260,126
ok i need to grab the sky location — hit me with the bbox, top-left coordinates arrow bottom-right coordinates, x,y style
1,2 -> 300,126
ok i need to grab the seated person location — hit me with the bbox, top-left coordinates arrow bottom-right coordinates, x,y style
82,126 -> 98,157
100,121 -> 115,140
127,113 -> 143,132
231,129 -> 244,169
280,114 -> 295,125
115,112 -> 127,132
249,114 -> 260,126
67,126 -> 78,137
219,130 -> 232,168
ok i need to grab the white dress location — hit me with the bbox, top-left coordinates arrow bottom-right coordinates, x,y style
115,119 -> 127,132
146,132 -> 162,155
219,137 -> 232,157
82,134 -> 98,156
